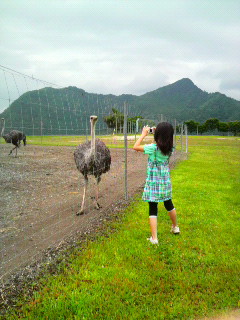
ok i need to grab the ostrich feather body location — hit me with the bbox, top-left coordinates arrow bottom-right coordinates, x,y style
74,138 -> 111,180
3,130 -> 26,146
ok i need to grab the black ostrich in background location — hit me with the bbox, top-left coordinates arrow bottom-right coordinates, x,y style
74,115 -> 111,215
1,118 -> 27,157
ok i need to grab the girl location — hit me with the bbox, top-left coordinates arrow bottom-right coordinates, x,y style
133,122 -> 180,245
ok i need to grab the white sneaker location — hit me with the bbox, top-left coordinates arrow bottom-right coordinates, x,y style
171,226 -> 180,234
147,236 -> 159,244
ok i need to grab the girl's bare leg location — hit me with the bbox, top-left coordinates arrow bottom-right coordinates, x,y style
168,209 -> 177,227
149,217 -> 158,240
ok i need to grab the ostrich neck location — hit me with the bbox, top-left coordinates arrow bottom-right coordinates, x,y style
91,122 -> 96,157
1,121 -> 5,137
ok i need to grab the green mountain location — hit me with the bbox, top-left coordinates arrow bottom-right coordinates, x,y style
135,78 -> 210,120
0,78 -> 239,135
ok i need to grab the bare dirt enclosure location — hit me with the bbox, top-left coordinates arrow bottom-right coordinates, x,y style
0,142 -> 182,284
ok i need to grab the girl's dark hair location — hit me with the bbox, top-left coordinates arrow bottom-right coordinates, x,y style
154,122 -> 174,156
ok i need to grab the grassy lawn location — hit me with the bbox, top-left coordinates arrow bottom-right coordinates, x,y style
5,136 -> 240,319
17,135 -> 121,147
0,134 -> 156,148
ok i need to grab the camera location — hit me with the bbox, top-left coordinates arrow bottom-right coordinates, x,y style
149,127 -> 156,134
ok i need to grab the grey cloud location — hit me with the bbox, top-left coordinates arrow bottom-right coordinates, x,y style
220,79 -> 240,91
0,0 -> 240,108
219,69 -> 240,91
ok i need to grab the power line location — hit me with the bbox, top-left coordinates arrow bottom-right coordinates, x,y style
0,64 -> 63,88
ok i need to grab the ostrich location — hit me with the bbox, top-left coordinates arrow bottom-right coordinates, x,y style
1,118 -> 27,157
74,115 -> 111,215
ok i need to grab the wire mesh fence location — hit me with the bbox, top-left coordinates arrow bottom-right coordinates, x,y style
0,66 -> 188,284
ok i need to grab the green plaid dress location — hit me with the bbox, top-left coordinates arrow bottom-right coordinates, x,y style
142,144 -> 172,202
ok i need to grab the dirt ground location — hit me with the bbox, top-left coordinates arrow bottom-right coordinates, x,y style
200,310 -> 240,320
0,143 -> 183,283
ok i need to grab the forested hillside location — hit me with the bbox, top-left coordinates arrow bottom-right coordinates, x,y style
0,78 -> 239,135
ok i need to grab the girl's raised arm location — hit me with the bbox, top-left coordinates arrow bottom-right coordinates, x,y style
133,126 -> 150,152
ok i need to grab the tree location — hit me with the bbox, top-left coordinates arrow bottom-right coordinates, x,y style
228,121 -> 240,136
127,116 -> 143,133
185,120 -> 199,133
218,122 -> 229,134
104,108 -> 124,132
104,108 -> 143,133
204,118 -> 220,132
198,124 -> 206,135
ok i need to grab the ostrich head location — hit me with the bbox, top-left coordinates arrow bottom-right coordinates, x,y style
1,118 -> 5,137
90,115 -> 98,155
90,115 -> 98,124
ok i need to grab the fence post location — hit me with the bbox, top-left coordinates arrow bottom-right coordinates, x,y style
41,121 -> 43,145
124,102 -> 128,201
135,118 -> 140,142
185,124 -> 188,155
0,118 -> 4,145
181,123 -> 184,152
85,116 -> 88,141
174,119 -> 177,147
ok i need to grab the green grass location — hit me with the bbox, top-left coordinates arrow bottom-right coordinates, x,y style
0,134 -> 156,148
0,135 -> 126,148
19,135 -> 126,148
6,136 -> 240,319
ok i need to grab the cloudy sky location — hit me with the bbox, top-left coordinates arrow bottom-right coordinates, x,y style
0,0 -> 240,112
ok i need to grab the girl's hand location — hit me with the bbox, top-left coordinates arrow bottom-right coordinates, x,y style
142,126 -> 150,136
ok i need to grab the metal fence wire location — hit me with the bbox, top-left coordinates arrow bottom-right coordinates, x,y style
0,66 -> 188,284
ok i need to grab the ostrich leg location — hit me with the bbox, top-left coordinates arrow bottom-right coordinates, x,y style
77,176 -> 88,215
9,146 -> 17,156
95,176 -> 102,210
